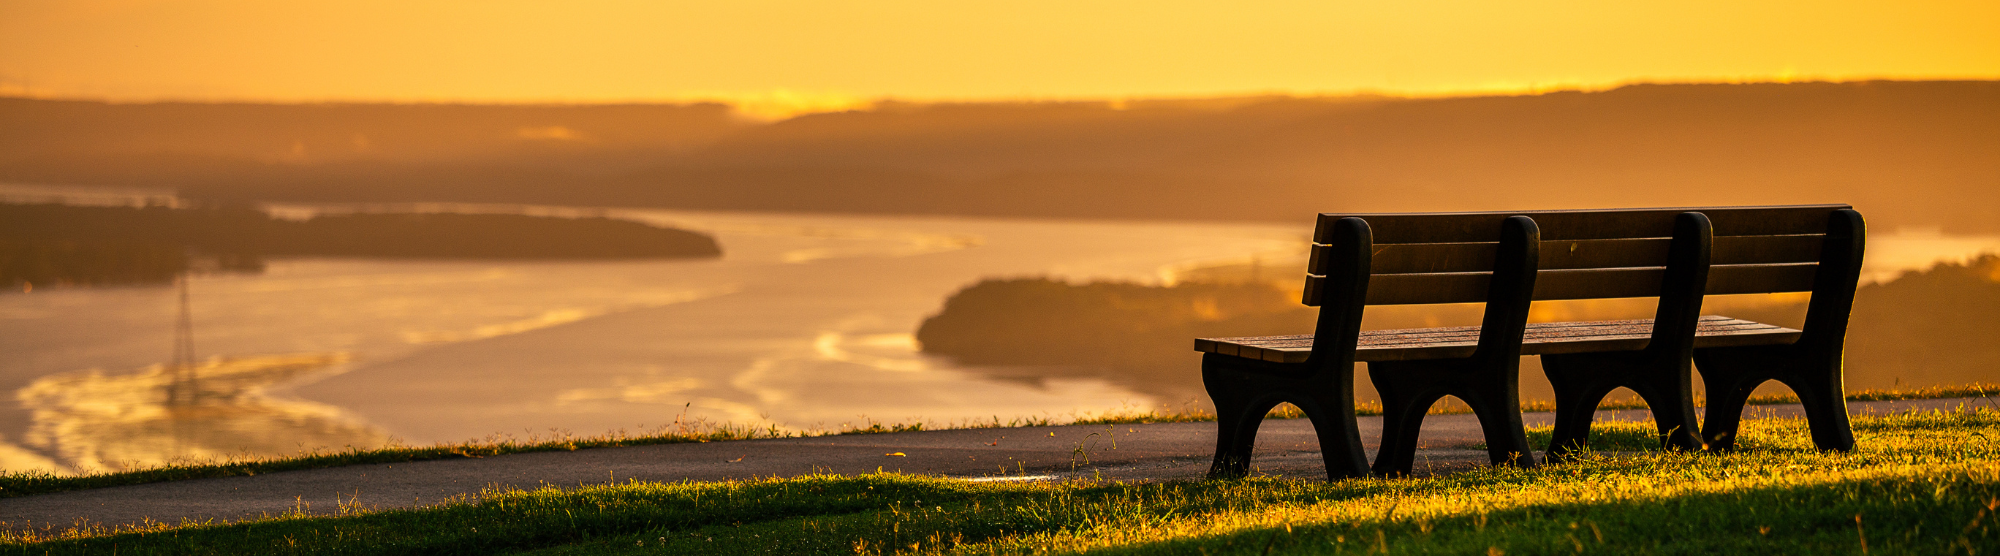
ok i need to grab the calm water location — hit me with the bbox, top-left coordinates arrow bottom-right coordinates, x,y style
2,200 -> 1995,474
0,207 -> 1306,473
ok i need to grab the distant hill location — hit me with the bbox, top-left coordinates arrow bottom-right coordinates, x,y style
3,81 -> 1996,233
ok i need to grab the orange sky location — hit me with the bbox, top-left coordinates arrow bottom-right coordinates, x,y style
2,0 -> 1996,111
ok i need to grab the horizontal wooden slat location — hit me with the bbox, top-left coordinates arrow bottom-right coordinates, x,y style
1529,264 -> 1818,300
1365,242 -> 1496,274
1532,267 -> 1665,300
1364,272 -> 1490,305
1540,207 -> 1838,241
1196,316 -> 1801,363
1540,238 -> 1673,271
1320,262 -> 1818,306
1364,238 -> 1683,275
1358,267 -> 1684,304
1713,234 -> 1823,265
1315,232 -> 1826,276
1709,263 -> 1818,294
1316,204 -> 1847,244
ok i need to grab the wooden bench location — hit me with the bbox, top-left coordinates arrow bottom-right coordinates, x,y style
1196,204 -> 1863,479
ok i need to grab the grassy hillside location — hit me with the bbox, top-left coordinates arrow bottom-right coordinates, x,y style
5,408 -> 1996,554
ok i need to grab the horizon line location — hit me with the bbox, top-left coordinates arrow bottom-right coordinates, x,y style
3,76 -> 1993,121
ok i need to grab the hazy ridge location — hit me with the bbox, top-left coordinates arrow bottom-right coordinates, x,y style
3,80 -> 1995,233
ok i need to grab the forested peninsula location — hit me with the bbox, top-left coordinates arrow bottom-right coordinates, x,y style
1,204 -> 721,288
914,278 -> 1314,402
915,256 -> 2000,402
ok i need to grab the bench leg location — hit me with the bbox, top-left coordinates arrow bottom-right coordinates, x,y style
1783,373 -> 1856,451
1207,394 -> 1275,479
1695,345 -> 1854,452
1630,374 -> 1704,453
1369,361 -> 1439,477
1459,366 -> 1537,470
1202,354 -> 1371,480
1695,348 -> 1760,451
1204,362 -> 1277,479
1542,352 -> 1705,462
1287,382 -> 1372,481
1541,353 -> 1617,463
1369,359 -> 1535,476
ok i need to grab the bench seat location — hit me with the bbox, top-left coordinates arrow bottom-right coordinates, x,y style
1197,315 -> 1799,364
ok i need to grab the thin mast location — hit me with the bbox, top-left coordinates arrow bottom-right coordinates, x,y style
167,273 -> 197,406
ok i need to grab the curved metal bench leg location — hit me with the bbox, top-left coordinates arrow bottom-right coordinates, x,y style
1629,365 -> 1704,452
1541,353 -> 1613,463
1697,343 -> 1855,452
1291,379 -> 1371,480
1372,353 -> 1539,475
1368,360 -> 1447,477
1371,397 -> 1435,477
1546,346 -> 1705,460
1459,364 -> 1537,469
1696,207 -> 1863,453
1203,354 -> 1372,479
1694,346 -> 1773,452
1783,372 -> 1856,451
1203,356 -> 1277,479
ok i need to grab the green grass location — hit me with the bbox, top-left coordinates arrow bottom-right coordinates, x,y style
3,385 -> 1992,500
1782,383 -> 2000,404
1514,420 -> 1669,452
1517,382 -> 2000,414
5,407 -> 1998,554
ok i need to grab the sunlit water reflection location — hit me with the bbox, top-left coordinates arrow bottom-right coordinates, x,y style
1,201 -> 1994,474
16,354 -> 380,473
0,208 -> 1303,473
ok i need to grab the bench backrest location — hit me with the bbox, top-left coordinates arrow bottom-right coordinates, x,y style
1303,204 -> 1854,307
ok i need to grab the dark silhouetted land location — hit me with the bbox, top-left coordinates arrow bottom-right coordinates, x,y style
0,204 -> 721,287
918,256 -> 2000,400
915,279 -> 1311,402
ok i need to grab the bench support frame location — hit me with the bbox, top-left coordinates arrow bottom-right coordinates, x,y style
1695,209 -> 1864,452
1205,217 -> 1373,480
1540,212 -> 1712,461
1368,215 -> 1542,476
1197,204 -> 1862,480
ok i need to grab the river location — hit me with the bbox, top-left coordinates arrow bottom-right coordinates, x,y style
1,192 -> 1995,474
0,204 -> 1307,473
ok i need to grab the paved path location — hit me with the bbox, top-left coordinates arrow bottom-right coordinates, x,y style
0,397 -> 1983,531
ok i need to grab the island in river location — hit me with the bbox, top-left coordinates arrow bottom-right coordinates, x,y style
1,203 -> 722,288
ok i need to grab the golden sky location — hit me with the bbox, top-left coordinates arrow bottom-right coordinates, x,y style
3,0 -> 1996,108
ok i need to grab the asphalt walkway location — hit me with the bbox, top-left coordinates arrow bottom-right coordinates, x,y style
0,397 -> 1983,532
